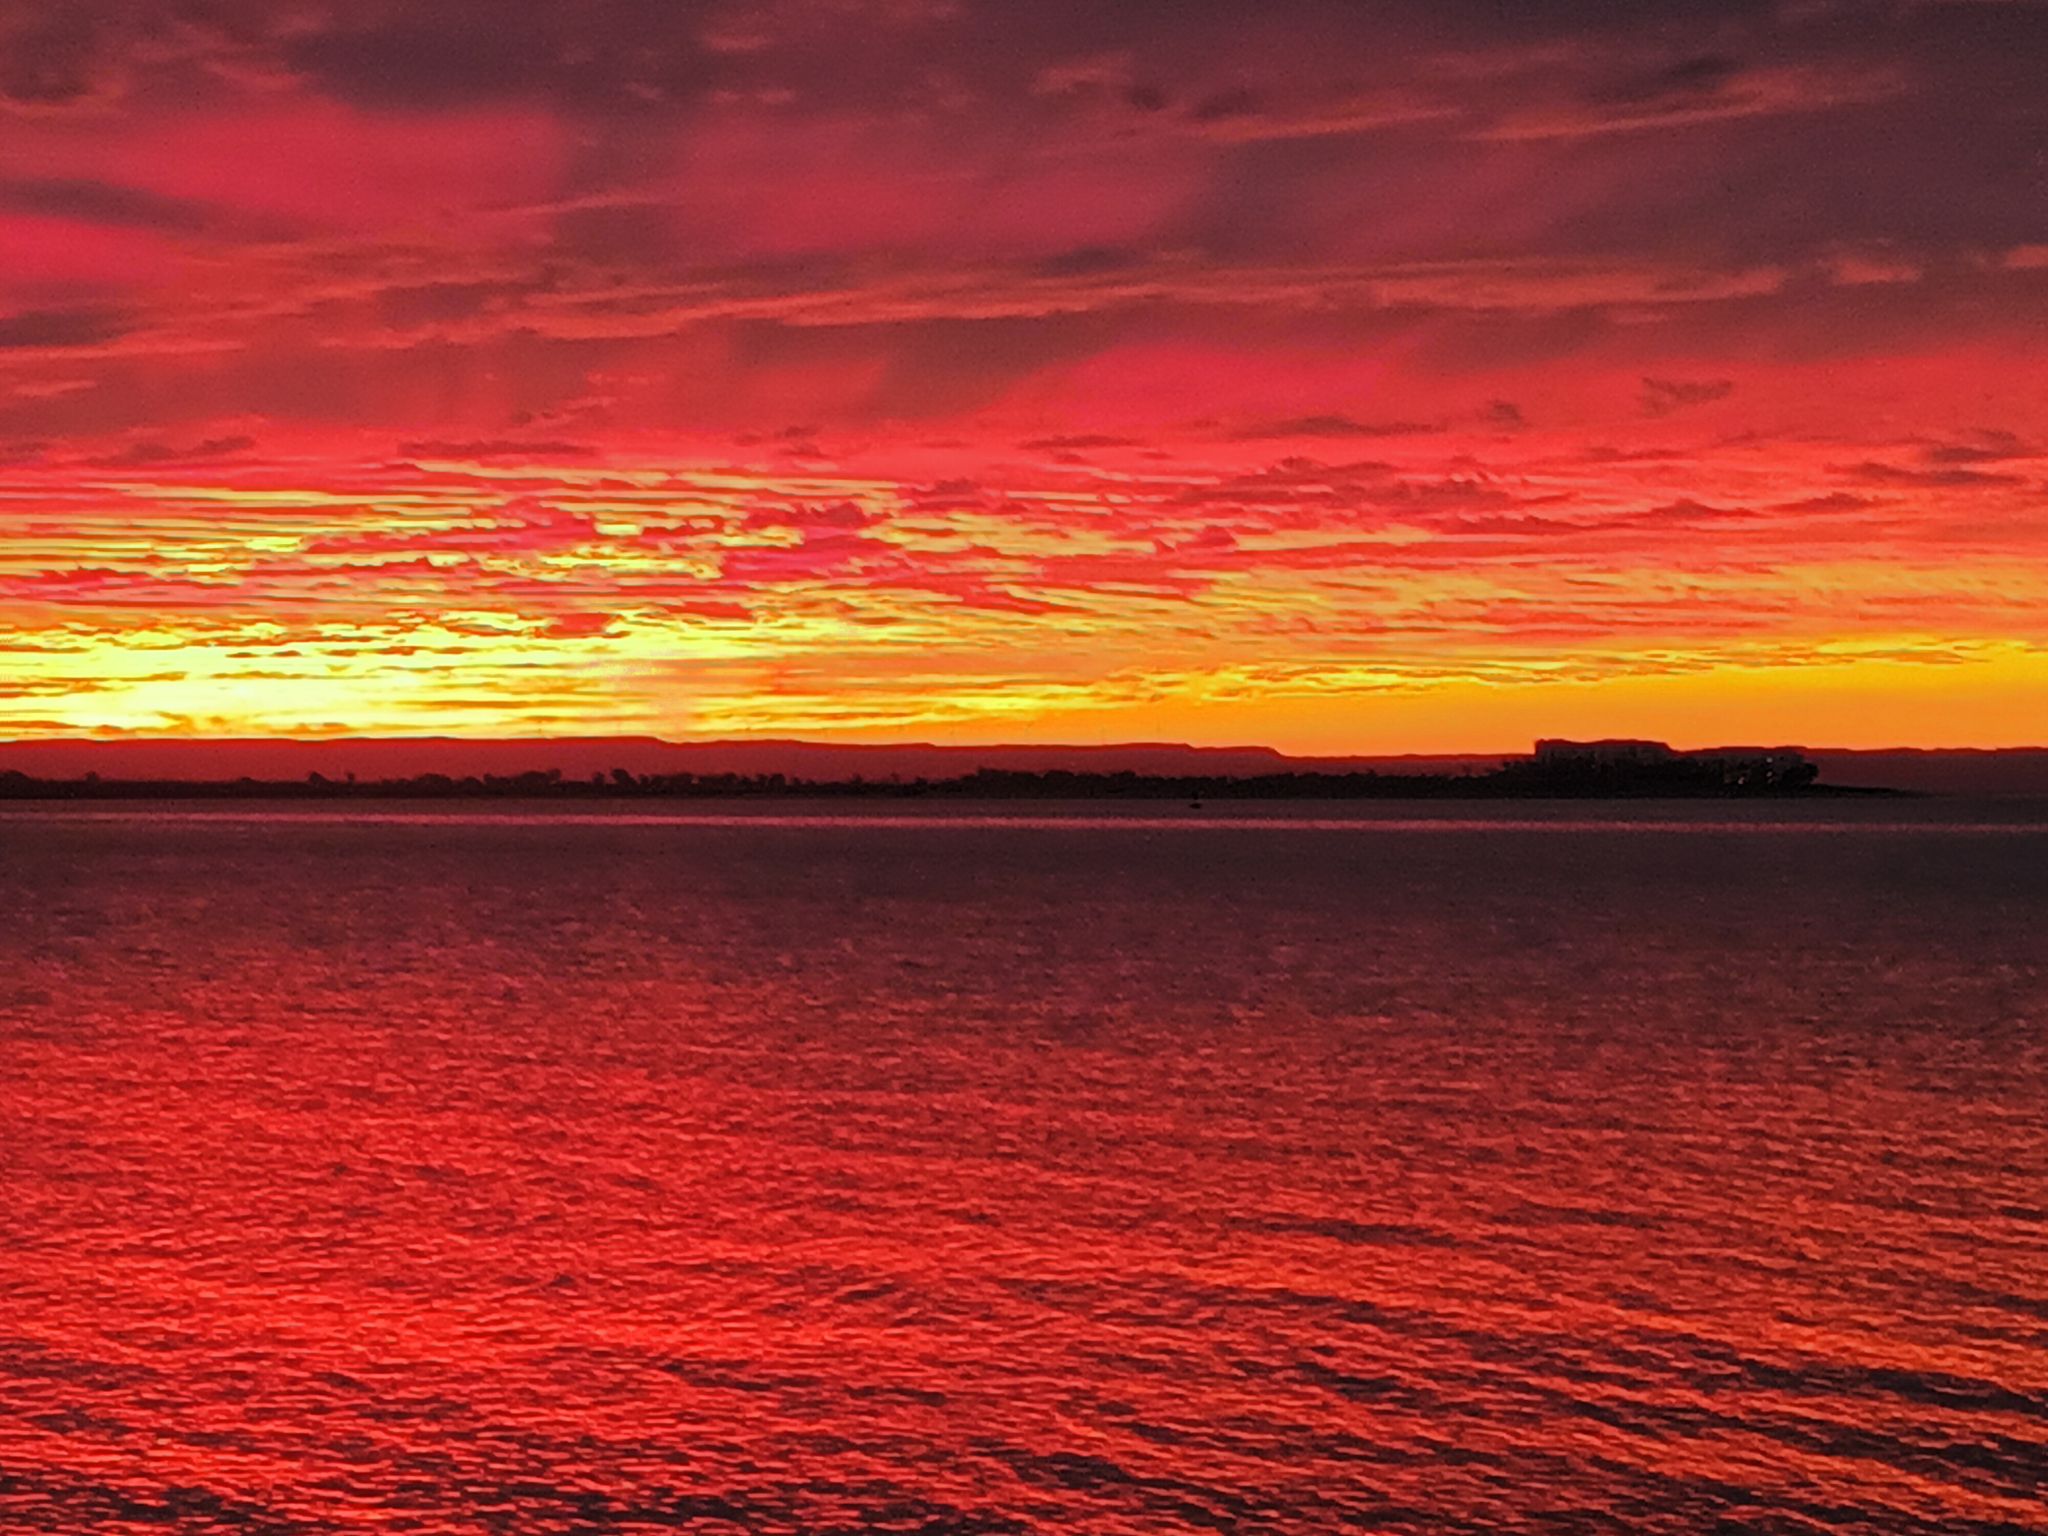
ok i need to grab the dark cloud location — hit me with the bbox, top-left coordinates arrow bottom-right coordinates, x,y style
0,7 -> 111,110
1922,430 -> 2034,465
1641,377 -> 1735,417
1233,415 -> 1442,440
1191,87 -> 1264,124
0,1 -> 281,113
1846,460 -> 2027,490
1776,492 -> 1875,514
399,439 -> 598,460
9,1 -> 2041,270
1033,248 -> 1146,278
1,0 -> 2042,460
1019,433 -> 1142,451
376,283 -> 519,331
1594,54 -> 1747,108
0,177 -> 217,232
83,434 -> 256,468
0,307 -> 129,351
283,5 -> 706,110
1623,498 -> 1760,527
744,498 -> 873,530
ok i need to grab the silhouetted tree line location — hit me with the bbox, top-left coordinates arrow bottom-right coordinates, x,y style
0,752 -> 1869,801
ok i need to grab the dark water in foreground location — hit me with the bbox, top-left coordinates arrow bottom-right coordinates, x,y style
2,804 -> 2045,1534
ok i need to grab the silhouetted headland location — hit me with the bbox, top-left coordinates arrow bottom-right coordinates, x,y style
0,739 -> 1908,800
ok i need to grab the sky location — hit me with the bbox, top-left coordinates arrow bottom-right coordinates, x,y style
2,0 -> 2045,752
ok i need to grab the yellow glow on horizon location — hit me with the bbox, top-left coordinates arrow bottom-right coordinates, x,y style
5,427 -> 2045,750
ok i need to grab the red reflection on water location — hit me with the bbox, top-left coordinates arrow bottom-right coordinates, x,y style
1,812 -> 2045,1532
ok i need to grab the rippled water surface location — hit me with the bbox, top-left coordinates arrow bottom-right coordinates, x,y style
3,804 -> 2045,1534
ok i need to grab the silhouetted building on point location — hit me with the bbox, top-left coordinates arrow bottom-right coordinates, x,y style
1534,738 -> 1677,768
1525,739 -> 1815,792
1689,746 -> 1818,789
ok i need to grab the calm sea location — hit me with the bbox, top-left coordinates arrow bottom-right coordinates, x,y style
3,803 -> 2045,1534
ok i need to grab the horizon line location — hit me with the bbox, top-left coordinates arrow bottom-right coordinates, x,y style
5,733 -> 2048,756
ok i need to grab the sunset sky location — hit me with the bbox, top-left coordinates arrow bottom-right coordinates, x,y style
3,0 -> 2045,751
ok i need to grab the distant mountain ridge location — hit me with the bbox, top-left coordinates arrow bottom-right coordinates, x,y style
3,737 -> 2046,796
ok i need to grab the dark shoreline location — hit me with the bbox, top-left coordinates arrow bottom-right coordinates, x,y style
0,771 -> 1912,802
